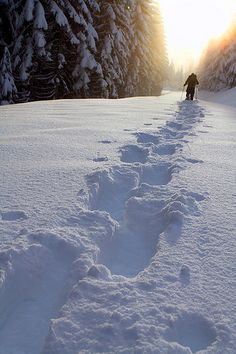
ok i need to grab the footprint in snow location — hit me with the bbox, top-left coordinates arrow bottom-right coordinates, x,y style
0,232 -> 77,354
179,265 -> 190,287
155,143 -> 180,156
98,140 -> 112,144
135,132 -> 160,145
93,156 -> 108,162
184,157 -> 204,164
120,144 -> 149,164
203,124 -> 213,128
187,191 -> 207,202
140,162 -> 175,186
165,312 -> 217,353
0,210 -> 28,221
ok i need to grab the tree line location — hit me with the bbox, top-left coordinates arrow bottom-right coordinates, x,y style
0,0 -> 168,104
199,19 -> 236,91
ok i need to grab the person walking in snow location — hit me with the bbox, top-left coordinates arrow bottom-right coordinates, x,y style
184,73 -> 199,100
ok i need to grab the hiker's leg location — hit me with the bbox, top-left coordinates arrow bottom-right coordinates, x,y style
190,88 -> 194,100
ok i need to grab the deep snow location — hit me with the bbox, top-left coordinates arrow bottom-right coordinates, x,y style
0,91 -> 236,354
199,87 -> 236,108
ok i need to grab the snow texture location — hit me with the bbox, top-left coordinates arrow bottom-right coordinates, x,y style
199,87 -> 236,108
0,91 -> 236,353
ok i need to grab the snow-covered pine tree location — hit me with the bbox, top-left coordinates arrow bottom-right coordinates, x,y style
125,0 -> 167,97
8,0 -> 49,102
0,1 -> 17,104
0,46 -> 17,104
166,62 -> 185,90
31,0 -> 79,101
199,19 -> 236,91
147,1 -> 168,95
223,22 -> 236,89
119,0 -> 137,97
94,0 -> 133,98
72,0 -> 103,98
226,46 -> 236,88
124,0 -> 147,97
0,0 -> 168,103
113,0 -> 134,97
198,40 -> 218,91
9,0 -> 102,101
0,1 -> 14,48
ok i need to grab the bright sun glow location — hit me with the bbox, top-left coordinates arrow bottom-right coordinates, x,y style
157,0 -> 236,70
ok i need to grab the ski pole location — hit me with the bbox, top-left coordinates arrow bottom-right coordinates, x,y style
181,86 -> 184,100
195,86 -> 198,100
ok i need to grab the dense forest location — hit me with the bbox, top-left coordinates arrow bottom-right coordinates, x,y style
198,19 -> 236,91
0,0 -> 168,104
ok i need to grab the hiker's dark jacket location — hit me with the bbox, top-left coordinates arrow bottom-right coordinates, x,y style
184,74 -> 199,88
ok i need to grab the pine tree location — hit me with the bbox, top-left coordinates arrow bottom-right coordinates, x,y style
9,0 -> 48,102
9,0 -> 102,101
224,23 -> 236,88
94,0 -> 133,98
125,0 -> 151,97
199,19 -> 236,91
0,46 -> 17,104
0,0 -> 168,103
31,0 -> 78,101
125,0 -> 167,97
0,2 -> 14,48
227,49 -> 236,88
72,0 -> 102,98
166,62 -> 185,90
148,1 -> 168,95
0,1 -> 17,104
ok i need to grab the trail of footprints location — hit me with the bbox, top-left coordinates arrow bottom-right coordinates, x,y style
84,100 -> 217,352
85,100 -> 208,278
0,100 -> 217,354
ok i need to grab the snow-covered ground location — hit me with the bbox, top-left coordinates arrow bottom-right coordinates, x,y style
0,91 -> 235,354
199,87 -> 236,108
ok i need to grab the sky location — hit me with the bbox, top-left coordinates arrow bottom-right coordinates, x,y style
157,0 -> 236,70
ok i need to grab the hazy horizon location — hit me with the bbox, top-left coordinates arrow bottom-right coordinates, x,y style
157,0 -> 236,70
